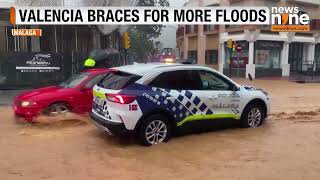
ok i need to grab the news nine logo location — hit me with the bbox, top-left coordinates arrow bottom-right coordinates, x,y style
271,7 -> 310,32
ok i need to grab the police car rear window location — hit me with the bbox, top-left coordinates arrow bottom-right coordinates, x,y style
97,71 -> 141,90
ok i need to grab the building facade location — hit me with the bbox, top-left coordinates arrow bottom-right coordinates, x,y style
176,0 -> 320,78
0,0 -> 134,88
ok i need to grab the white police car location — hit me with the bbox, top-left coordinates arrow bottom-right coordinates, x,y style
90,63 -> 270,146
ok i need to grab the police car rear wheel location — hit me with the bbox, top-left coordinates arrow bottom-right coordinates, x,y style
139,114 -> 172,146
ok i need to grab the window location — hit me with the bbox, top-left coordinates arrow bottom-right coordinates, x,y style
185,25 -> 191,33
205,50 -> 218,64
98,71 -> 141,90
254,41 -> 282,69
84,74 -> 106,88
198,70 -> 231,91
149,70 -> 202,90
207,25 -> 216,31
255,50 -> 281,68
188,51 -> 197,63
59,73 -> 89,88
185,25 -> 197,33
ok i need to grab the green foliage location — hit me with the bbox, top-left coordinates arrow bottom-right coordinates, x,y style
127,0 -> 170,62
128,31 -> 155,62
136,0 -> 169,39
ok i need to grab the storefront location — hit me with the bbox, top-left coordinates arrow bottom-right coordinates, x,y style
223,41 -> 248,77
254,41 -> 283,77
0,52 -> 64,89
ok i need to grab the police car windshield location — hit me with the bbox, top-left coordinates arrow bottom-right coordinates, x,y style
98,71 -> 141,90
59,73 -> 89,88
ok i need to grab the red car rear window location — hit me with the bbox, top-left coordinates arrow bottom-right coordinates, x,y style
97,71 -> 141,90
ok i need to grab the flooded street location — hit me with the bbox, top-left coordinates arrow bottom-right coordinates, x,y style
1,79 -> 320,180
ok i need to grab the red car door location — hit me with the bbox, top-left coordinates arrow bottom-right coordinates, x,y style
77,74 -> 106,113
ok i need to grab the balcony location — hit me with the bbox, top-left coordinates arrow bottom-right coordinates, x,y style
203,25 -> 219,34
185,25 -> 198,36
176,26 -> 185,38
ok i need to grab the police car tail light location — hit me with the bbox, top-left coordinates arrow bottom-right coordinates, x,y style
106,94 -> 136,104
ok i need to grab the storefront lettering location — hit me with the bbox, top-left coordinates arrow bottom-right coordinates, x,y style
255,41 -> 283,50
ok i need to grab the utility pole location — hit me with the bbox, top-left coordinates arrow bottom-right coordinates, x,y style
227,38 -> 234,77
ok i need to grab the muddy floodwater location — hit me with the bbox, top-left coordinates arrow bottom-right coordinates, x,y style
1,79 -> 320,180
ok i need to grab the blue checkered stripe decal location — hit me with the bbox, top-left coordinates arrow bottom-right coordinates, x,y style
93,100 -> 112,120
147,87 -> 213,120
231,108 -> 240,115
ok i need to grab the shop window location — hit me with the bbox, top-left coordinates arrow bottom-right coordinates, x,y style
254,41 -> 282,69
230,50 -> 249,69
205,50 -> 218,64
188,51 -> 197,63
255,50 -> 281,68
224,41 -> 249,68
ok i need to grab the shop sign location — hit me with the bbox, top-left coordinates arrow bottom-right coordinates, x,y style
15,53 -> 62,73
255,41 -> 283,50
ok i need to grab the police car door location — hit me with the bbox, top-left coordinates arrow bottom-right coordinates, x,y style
195,70 -> 241,120
148,70 -> 205,124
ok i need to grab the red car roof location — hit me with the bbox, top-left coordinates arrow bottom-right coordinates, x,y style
82,68 -> 110,74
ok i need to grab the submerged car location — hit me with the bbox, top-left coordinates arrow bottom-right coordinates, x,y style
90,63 -> 270,146
13,68 -> 109,121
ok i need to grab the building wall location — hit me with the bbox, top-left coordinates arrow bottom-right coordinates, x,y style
206,34 -> 219,50
188,36 -> 198,51
177,0 -> 320,78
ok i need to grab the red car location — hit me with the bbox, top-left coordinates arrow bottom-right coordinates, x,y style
13,68 -> 109,121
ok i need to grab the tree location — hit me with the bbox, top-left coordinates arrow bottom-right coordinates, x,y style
128,31 -> 155,62
135,0 -> 169,39
128,0 -> 170,62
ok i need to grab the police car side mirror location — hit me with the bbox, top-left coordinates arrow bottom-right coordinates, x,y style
231,85 -> 240,91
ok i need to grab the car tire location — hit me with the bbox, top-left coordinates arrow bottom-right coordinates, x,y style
138,114 -> 172,146
45,102 -> 70,117
240,103 -> 264,128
